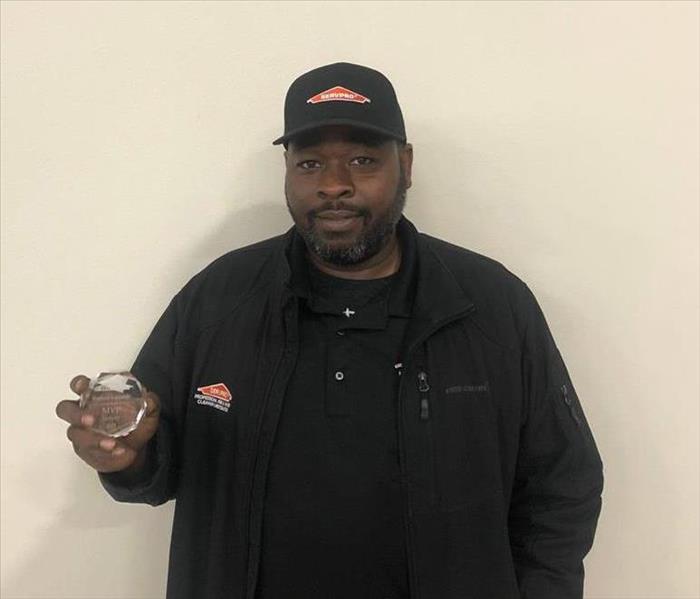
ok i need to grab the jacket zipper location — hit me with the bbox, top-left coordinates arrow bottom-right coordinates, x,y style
417,364 -> 439,513
396,357 -> 418,599
396,304 -> 476,599
561,383 -> 582,427
418,370 -> 430,420
245,300 -> 299,598
244,346 -> 285,596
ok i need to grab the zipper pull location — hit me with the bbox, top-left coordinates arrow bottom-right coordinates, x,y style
418,371 -> 430,420
418,371 -> 430,392
561,384 -> 582,426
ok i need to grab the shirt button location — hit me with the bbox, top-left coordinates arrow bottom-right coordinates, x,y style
336,330 -> 345,336
334,371 -> 345,381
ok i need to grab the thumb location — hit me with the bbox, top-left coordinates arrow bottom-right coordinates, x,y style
69,375 -> 91,396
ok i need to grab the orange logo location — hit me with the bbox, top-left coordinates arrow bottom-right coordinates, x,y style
197,383 -> 232,402
307,86 -> 371,105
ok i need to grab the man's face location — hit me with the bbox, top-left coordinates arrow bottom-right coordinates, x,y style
284,125 -> 413,267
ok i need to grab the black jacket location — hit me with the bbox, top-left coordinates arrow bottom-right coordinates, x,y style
100,215 -> 604,599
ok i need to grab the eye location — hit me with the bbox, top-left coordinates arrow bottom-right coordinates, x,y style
350,156 -> 375,166
297,160 -> 320,170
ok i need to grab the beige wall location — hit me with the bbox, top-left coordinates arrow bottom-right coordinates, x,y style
2,1 -> 698,597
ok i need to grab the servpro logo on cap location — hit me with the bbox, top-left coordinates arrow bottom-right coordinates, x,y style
194,382 -> 233,413
307,86 -> 371,105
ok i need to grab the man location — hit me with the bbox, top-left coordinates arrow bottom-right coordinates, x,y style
56,62 -> 604,599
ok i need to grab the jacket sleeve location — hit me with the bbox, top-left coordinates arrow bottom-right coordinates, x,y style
508,283 -> 604,599
98,295 -> 183,507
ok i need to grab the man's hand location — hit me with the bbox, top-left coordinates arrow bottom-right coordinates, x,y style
56,374 -> 160,474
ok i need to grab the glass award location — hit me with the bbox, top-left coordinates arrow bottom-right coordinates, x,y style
79,372 -> 147,437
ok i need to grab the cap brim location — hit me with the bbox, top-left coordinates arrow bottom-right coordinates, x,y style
272,118 -> 405,146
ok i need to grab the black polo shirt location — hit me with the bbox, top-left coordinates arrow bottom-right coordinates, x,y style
256,218 -> 417,599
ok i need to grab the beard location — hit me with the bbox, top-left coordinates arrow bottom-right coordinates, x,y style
285,164 -> 408,267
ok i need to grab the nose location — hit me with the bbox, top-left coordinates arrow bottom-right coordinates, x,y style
317,162 -> 353,200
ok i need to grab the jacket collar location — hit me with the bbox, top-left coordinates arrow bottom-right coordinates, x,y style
276,215 -> 475,355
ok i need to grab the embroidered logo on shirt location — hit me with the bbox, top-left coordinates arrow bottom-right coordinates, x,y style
307,86 -> 371,105
195,383 -> 232,413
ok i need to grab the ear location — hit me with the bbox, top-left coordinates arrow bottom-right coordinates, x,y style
400,143 -> 413,189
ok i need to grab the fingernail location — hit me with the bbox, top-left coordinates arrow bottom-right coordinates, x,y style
81,415 -> 94,427
100,439 -> 116,451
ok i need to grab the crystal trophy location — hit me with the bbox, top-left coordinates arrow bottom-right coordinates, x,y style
79,372 -> 147,437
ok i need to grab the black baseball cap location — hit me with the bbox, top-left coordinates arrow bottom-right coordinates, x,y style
272,62 -> 406,147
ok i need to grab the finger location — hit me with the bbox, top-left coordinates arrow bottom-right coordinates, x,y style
66,426 -> 126,455
56,399 -> 94,427
87,444 -> 135,471
144,392 -> 160,417
67,425 -> 102,449
69,375 -> 91,396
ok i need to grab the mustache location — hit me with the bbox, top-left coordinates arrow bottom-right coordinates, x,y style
311,203 -> 367,218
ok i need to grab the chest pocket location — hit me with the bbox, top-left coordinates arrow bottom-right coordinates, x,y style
185,320 -> 274,462
413,324 -> 518,513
